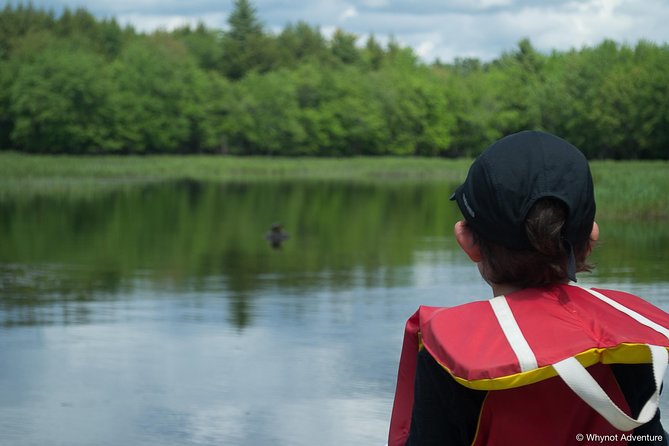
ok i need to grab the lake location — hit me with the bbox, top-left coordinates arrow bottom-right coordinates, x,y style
1,179 -> 668,445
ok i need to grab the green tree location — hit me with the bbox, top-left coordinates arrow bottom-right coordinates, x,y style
0,58 -> 12,149
547,40 -> 629,158
221,69 -> 307,155
363,35 -> 385,70
276,21 -> 329,68
438,63 -> 509,156
7,34 -> 117,152
330,29 -> 360,65
321,68 -> 386,155
220,0 -> 276,79
371,64 -> 453,155
173,23 -> 224,71
489,38 -> 546,134
109,35 -> 212,152
290,63 -> 337,154
0,3 -> 56,60
385,36 -> 418,67
53,8 -> 126,58
630,41 -> 669,158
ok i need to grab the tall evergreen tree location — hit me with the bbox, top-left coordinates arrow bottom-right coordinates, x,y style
220,0 -> 274,79
363,35 -> 384,70
277,21 -> 328,67
330,29 -> 359,65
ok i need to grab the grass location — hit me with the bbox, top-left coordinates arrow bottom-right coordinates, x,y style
0,152 -> 472,181
589,160 -> 669,220
0,152 -> 667,220
0,152 -> 471,195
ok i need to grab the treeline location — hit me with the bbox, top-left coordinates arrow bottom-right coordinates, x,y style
1,1 -> 668,158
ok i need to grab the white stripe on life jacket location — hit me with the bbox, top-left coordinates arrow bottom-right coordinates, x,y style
576,285 -> 669,340
489,295 -> 538,372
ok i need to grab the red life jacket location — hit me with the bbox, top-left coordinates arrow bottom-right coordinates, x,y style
388,284 -> 669,446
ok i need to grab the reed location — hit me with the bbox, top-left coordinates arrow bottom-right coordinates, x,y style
1,152 -> 667,219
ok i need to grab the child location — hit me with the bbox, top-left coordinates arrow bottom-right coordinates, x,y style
388,131 -> 669,445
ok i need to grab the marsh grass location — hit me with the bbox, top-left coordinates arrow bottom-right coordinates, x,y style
590,161 -> 669,220
0,152 -> 471,180
0,152 -> 469,195
1,152 -> 667,220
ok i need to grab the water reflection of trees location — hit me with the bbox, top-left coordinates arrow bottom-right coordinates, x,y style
0,263 -> 122,326
2,180 -> 667,328
590,220 -> 669,283
0,180 -> 459,328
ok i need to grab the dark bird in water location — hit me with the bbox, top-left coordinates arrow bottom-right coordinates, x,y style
265,222 -> 289,249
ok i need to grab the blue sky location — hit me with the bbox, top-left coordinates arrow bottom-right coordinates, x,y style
15,0 -> 669,62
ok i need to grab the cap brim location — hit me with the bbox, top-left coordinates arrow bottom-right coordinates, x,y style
450,183 -> 463,201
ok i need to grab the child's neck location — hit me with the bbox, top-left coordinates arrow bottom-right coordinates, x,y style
491,283 -> 522,297
491,280 -> 570,297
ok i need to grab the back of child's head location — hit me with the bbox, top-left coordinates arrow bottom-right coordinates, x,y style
450,131 -> 596,287
473,197 -> 593,287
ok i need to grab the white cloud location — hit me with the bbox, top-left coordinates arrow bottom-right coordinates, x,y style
22,0 -> 669,62
116,12 -> 227,32
491,0 -> 660,54
449,0 -> 514,10
361,0 -> 389,7
415,38 -> 437,60
320,25 -> 338,40
340,6 -> 359,21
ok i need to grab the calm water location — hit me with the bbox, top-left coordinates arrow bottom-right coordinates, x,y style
1,180 -> 668,446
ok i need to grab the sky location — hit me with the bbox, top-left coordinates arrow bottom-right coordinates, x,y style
16,0 -> 669,63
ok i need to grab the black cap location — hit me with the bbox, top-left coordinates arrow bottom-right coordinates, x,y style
450,130 -> 595,252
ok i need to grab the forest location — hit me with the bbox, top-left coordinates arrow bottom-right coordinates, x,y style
1,1 -> 668,158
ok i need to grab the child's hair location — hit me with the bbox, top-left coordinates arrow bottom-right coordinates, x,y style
472,197 -> 594,288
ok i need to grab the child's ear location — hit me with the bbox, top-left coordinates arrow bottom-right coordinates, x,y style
585,221 -> 600,257
454,220 -> 482,263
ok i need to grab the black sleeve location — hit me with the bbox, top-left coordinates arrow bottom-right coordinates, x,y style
612,363 -> 668,445
405,348 -> 486,446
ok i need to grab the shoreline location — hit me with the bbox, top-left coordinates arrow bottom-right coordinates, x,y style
1,153 -> 667,220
